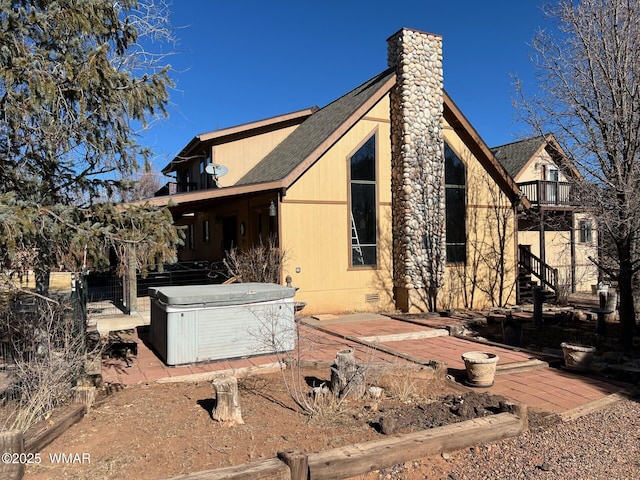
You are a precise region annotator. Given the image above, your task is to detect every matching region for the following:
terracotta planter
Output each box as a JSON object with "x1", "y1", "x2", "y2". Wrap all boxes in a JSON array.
[
  {"x1": 461, "y1": 351, "x2": 499, "y2": 387},
  {"x1": 561, "y1": 343, "x2": 596, "y2": 371}
]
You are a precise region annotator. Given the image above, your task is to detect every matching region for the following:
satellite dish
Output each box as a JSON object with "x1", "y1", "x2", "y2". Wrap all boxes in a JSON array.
[{"x1": 205, "y1": 163, "x2": 229, "y2": 177}]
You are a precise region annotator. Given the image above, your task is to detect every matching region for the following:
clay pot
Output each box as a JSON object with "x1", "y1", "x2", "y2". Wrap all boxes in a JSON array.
[
  {"x1": 461, "y1": 351, "x2": 499, "y2": 387},
  {"x1": 561, "y1": 342, "x2": 596, "y2": 371}
]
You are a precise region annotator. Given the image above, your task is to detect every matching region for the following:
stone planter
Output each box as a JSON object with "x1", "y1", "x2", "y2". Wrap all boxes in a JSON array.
[
  {"x1": 461, "y1": 351, "x2": 499, "y2": 387},
  {"x1": 561, "y1": 343, "x2": 596, "y2": 371}
]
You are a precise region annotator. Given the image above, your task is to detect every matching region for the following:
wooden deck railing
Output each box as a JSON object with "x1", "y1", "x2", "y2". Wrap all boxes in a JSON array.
[
  {"x1": 518, "y1": 245, "x2": 558, "y2": 292},
  {"x1": 518, "y1": 180, "x2": 574, "y2": 206}
]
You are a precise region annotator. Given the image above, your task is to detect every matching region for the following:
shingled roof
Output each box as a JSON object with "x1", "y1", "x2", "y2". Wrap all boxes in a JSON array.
[
  {"x1": 144, "y1": 65, "x2": 525, "y2": 209},
  {"x1": 491, "y1": 135, "x2": 548, "y2": 178},
  {"x1": 236, "y1": 68, "x2": 396, "y2": 186}
]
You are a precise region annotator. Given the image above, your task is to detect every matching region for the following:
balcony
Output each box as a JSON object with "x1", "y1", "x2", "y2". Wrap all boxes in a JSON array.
[
  {"x1": 155, "y1": 181, "x2": 198, "y2": 196},
  {"x1": 517, "y1": 180, "x2": 576, "y2": 207}
]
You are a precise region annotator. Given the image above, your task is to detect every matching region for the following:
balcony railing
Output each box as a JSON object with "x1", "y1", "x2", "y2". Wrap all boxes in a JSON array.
[
  {"x1": 518, "y1": 180, "x2": 575, "y2": 206},
  {"x1": 156, "y1": 181, "x2": 198, "y2": 196}
]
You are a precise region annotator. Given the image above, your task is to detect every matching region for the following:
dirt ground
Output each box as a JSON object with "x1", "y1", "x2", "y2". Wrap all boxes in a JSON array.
[
  {"x1": 18, "y1": 365, "x2": 515, "y2": 480},
  {"x1": 17, "y1": 303, "x2": 637, "y2": 480}
]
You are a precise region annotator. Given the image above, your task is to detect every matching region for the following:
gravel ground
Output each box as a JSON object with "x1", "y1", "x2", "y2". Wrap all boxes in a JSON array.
[{"x1": 443, "y1": 398, "x2": 640, "y2": 480}]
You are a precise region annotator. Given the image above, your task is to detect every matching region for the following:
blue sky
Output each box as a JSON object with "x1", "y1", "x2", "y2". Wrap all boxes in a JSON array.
[{"x1": 142, "y1": 0, "x2": 548, "y2": 173}]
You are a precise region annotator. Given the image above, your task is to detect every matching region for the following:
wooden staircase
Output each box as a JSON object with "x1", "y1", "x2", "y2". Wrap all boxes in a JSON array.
[{"x1": 517, "y1": 245, "x2": 558, "y2": 304}]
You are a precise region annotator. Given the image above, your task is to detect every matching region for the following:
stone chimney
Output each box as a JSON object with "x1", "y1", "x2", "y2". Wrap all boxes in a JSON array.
[{"x1": 387, "y1": 28, "x2": 445, "y2": 312}]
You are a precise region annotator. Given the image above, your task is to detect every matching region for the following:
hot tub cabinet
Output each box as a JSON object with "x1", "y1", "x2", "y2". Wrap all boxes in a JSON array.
[{"x1": 149, "y1": 283, "x2": 296, "y2": 366}]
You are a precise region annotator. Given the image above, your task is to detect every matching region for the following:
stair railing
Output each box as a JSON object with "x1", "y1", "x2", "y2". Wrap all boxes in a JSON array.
[{"x1": 518, "y1": 245, "x2": 558, "y2": 292}]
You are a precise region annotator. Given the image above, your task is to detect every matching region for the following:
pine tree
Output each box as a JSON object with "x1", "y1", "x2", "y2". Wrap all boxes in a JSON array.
[{"x1": 0, "y1": 0, "x2": 181, "y2": 291}]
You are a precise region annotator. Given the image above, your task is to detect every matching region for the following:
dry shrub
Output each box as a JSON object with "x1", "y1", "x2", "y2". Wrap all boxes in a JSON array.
[
  {"x1": 369, "y1": 364, "x2": 441, "y2": 403},
  {"x1": 0, "y1": 293, "x2": 96, "y2": 431},
  {"x1": 223, "y1": 237, "x2": 286, "y2": 284}
]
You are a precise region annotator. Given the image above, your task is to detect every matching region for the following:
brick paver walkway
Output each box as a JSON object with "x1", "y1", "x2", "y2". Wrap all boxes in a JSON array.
[{"x1": 100, "y1": 312, "x2": 632, "y2": 416}]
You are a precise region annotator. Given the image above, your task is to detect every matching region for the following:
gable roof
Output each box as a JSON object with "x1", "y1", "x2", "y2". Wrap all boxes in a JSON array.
[
  {"x1": 491, "y1": 134, "x2": 581, "y2": 182},
  {"x1": 490, "y1": 135, "x2": 548, "y2": 178},
  {"x1": 145, "y1": 68, "x2": 525, "y2": 209},
  {"x1": 236, "y1": 68, "x2": 396, "y2": 187},
  {"x1": 161, "y1": 107, "x2": 318, "y2": 175},
  {"x1": 443, "y1": 94, "x2": 525, "y2": 205}
]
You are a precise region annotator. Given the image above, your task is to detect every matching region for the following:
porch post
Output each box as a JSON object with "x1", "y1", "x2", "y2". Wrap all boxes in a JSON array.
[
  {"x1": 570, "y1": 211, "x2": 576, "y2": 293},
  {"x1": 539, "y1": 209, "x2": 546, "y2": 279},
  {"x1": 126, "y1": 244, "x2": 138, "y2": 315}
]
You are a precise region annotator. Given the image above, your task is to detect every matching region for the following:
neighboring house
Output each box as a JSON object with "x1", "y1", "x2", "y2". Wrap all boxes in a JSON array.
[
  {"x1": 492, "y1": 135, "x2": 599, "y2": 300},
  {"x1": 146, "y1": 28, "x2": 525, "y2": 314}
]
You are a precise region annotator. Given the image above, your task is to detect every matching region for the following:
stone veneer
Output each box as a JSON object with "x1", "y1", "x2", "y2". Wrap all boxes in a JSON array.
[{"x1": 387, "y1": 28, "x2": 445, "y2": 311}]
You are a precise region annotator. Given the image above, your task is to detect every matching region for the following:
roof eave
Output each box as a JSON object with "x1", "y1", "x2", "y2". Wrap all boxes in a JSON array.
[
  {"x1": 160, "y1": 107, "x2": 318, "y2": 174},
  {"x1": 139, "y1": 180, "x2": 287, "y2": 208},
  {"x1": 443, "y1": 92, "x2": 524, "y2": 206},
  {"x1": 279, "y1": 73, "x2": 398, "y2": 190}
]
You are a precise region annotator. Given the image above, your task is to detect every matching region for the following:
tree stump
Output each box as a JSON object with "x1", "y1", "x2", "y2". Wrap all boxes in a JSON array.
[
  {"x1": 71, "y1": 386, "x2": 96, "y2": 410},
  {"x1": 212, "y1": 376, "x2": 244, "y2": 424},
  {"x1": 330, "y1": 349, "x2": 366, "y2": 399},
  {"x1": 0, "y1": 430, "x2": 25, "y2": 480}
]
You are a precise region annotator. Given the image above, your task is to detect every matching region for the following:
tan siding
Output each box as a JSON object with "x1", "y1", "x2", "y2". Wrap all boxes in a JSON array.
[
  {"x1": 441, "y1": 122, "x2": 518, "y2": 309},
  {"x1": 213, "y1": 125, "x2": 300, "y2": 187},
  {"x1": 281, "y1": 97, "x2": 394, "y2": 314},
  {"x1": 515, "y1": 148, "x2": 568, "y2": 183}
]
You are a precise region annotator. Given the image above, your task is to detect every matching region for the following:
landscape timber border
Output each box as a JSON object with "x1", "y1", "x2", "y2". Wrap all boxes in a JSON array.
[{"x1": 158, "y1": 403, "x2": 527, "y2": 480}]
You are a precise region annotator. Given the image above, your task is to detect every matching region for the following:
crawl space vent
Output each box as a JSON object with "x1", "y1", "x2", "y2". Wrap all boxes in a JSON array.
[{"x1": 365, "y1": 293, "x2": 380, "y2": 303}]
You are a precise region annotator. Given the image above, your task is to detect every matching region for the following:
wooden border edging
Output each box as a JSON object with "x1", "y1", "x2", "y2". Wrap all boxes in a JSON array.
[
  {"x1": 24, "y1": 404, "x2": 86, "y2": 454},
  {"x1": 450, "y1": 333, "x2": 562, "y2": 361},
  {"x1": 559, "y1": 386, "x2": 640, "y2": 422},
  {"x1": 298, "y1": 319, "x2": 441, "y2": 368},
  {"x1": 155, "y1": 362, "x2": 284, "y2": 384},
  {"x1": 159, "y1": 406, "x2": 527, "y2": 480},
  {"x1": 305, "y1": 408, "x2": 526, "y2": 480},
  {"x1": 158, "y1": 458, "x2": 289, "y2": 480}
]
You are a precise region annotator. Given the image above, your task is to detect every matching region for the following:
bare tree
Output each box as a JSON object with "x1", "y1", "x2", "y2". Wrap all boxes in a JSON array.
[{"x1": 516, "y1": 0, "x2": 640, "y2": 350}]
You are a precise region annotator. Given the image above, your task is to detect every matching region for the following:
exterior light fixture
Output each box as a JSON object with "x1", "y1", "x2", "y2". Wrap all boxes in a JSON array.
[{"x1": 269, "y1": 200, "x2": 277, "y2": 217}]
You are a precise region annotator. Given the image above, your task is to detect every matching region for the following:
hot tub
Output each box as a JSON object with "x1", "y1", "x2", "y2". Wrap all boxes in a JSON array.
[{"x1": 149, "y1": 283, "x2": 296, "y2": 366}]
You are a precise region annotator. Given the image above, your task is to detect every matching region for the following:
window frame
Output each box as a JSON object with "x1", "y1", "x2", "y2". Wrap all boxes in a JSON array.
[
  {"x1": 188, "y1": 223, "x2": 195, "y2": 250},
  {"x1": 348, "y1": 132, "x2": 378, "y2": 268},
  {"x1": 203, "y1": 219, "x2": 210, "y2": 243},
  {"x1": 579, "y1": 219, "x2": 593, "y2": 244},
  {"x1": 444, "y1": 142, "x2": 467, "y2": 265}
]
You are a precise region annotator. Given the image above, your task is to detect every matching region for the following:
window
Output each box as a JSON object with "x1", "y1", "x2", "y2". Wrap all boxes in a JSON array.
[
  {"x1": 203, "y1": 219, "x2": 210, "y2": 243},
  {"x1": 349, "y1": 135, "x2": 377, "y2": 266},
  {"x1": 188, "y1": 223, "x2": 195, "y2": 250},
  {"x1": 579, "y1": 220, "x2": 592, "y2": 243},
  {"x1": 199, "y1": 160, "x2": 205, "y2": 189},
  {"x1": 445, "y1": 143, "x2": 466, "y2": 263}
]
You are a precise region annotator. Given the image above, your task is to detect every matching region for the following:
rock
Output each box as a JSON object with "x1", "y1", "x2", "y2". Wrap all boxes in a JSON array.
[{"x1": 538, "y1": 461, "x2": 551, "y2": 471}]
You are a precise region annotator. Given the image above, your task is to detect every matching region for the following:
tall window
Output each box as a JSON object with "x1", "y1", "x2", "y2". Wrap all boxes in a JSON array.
[
  {"x1": 203, "y1": 219, "x2": 210, "y2": 243},
  {"x1": 445, "y1": 143, "x2": 466, "y2": 263},
  {"x1": 350, "y1": 135, "x2": 377, "y2": 266},
  {"x1": 579, "y1": 220, "x2": 592, "y2": 243},
  {"x1": 199, "y1": 159, "x2": 206, "y2": 189},
  {"x1": 188, "y1": 223, "x2": 195, "y2": 250}
]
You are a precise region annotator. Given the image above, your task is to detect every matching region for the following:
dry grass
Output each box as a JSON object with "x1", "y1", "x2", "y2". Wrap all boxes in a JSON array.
[{"x1": 0, "y1": 293, "x2": 98, "y2": 431}]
